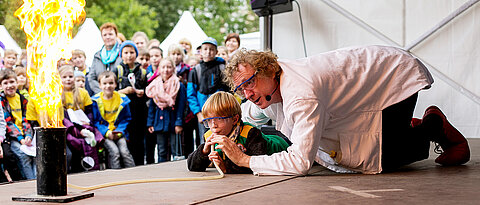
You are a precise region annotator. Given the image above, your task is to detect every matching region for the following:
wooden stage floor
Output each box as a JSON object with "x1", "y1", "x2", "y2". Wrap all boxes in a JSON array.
[{"x1": 1, "y1": 138, "x2": 479, "y2": 204}]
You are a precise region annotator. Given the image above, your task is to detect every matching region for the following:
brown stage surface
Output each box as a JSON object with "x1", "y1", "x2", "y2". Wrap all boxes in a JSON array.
[{"x1": 1, "y1": 139, "x2": 479, "y2": 204}]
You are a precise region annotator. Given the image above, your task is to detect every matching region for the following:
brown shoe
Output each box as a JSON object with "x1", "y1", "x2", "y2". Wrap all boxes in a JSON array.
[{"x1": 422, "y1": 106, "x2": 470, "y2": 166}]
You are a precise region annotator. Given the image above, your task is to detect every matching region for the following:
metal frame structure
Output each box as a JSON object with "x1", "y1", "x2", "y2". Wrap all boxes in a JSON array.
[{"x1": 317, "y1": 0, "x2": 480, "y2": 105}]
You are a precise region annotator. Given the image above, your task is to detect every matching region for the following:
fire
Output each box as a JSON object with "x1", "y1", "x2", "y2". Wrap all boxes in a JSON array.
[{"x1": 14, "y1": 0, "x2": 86, "y2": 127}]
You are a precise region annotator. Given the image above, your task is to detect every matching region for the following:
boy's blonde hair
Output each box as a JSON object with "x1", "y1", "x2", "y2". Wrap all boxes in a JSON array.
[
  {"x1": 3, "y1": 49, "x2": 18, "y2": 58},
  {"x1": 72, "y1": 49, "x2": 86, "y2": 57},
  {"x1": 168, "y1": 44, "x2": 185, "y2": 58},
  {"x1": 217, "y1": 46, "x2": 228, "y2": 53},
  {"x1": 202, "y1": 91, "x2": 241, "y2": 119}
]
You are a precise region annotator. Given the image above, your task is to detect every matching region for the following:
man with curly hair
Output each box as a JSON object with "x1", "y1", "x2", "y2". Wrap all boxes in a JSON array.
[{"x1": 216, "y1": 46, "x2": 470, "y2": 176}]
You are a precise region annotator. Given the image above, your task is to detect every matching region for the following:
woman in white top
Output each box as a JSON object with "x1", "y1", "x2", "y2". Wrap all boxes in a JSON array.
[{"x1": 210, "y1": 46, "x2": 470, "y2": 175}]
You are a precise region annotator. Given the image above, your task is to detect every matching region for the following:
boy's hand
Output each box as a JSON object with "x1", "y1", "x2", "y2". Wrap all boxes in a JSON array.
[
  {"x1": 112, "y1": 131, "x2": 123, "y2": 140},
  {"x1": 0, "y1": 144, "x2": 3, "y2": 159},
  {"x1": 210, "y1": 135, "x2": 251, "y2": 168},
  {"x1": 174, "y1": 126, "x2": 183, "y2": 134},
  {"x1": 135, "y1": 89, "x2": 144, "y2": 97},
  {"x1": 106, "y1": 132, "x2": 114, "y2": 140},
  {"x1": 119, "y1": 86, "x2": 135, "y2": 95},
  {"x1": 24, "y1": 137, "x2": 33, "y2": 146},
  {"x1": 202, "y1": 137, "x2": 214, "y2": 155},
  {"x1": 148, "y1": 127, "x2": 154, "y2": 134},
  {"x1": 208, "y1": 151, "x2": 226, "y2": 173}
]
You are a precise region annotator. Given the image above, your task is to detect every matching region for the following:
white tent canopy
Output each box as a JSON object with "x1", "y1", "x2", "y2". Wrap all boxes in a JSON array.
[
  {"x1": 239, "y1": 32, "x2": 260, "y2": 50},
  {"x1": 160, "y1": 11, "x2": 208, "y2": 53},
  {"x1": 271, "y1": 0, "x2": 480, "y2": 138},
  {"x1": 71, "y1": 18, "x2": 103, "y2": 67},
  {"x1": 0, "y1": 25, "x2": 22, "y2": 57}
]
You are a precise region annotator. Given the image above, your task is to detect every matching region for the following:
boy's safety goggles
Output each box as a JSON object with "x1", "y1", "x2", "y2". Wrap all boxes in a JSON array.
[{"x1": 202, "y1": 116, "x2": 233, "y2": 128}]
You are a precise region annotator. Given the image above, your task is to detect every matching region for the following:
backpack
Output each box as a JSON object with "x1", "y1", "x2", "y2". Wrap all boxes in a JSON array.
[
  {"x1": 194, "y1": 63, "x2": 225, "y2": 84},
  {"x1": 116, "y1": 65, "x2": 146, "y2": 87}
]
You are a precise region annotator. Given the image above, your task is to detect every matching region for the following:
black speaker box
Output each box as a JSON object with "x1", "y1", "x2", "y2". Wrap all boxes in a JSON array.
[{"x1": 250, "y1": 0, "x2": 293, "y2": 17}]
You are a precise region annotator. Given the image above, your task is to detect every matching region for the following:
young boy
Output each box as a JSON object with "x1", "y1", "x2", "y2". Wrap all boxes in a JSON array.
[
  {"x1": 147, "y1": 46, "x2": 163, "y2": 80},
  {"x1": 91, "y1": 71, "x2": 135, "y2": 169},
  {"x1": 0, "y1": 69, "x2": 35, "y2": 179},
  {"x1": 187, "y1": 37, "x2": 230, "y2": 144},
  {"x1": 74, "y1": 70, "x2": 86, "y2": 89},
  {"x1": 71, "y1": 49, "x2": 95, "y2": 95},
  {"x1": 3, "y1": 49, "x2": 18, "y2": 70},
  {"x1": 0, "y1": 104, "x2": 23, "y2": 182},
  {"x1": 72, "y1": 49, "x2": 88, "y2": 74},
  {"x1": 136, "y1": 49, "x2": 150, "y2": 70},
  {"x1": 187, "y1": 91, "x2": 289, "y2": 174},
  {"x1": 113, "y1": 40, "x2": 147, "y2": 166}
]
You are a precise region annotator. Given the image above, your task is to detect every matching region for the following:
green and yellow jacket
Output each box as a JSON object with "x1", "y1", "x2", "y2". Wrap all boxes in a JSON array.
[{"x1": 187, "y1": 121, "x2": 289, "y2": 174}]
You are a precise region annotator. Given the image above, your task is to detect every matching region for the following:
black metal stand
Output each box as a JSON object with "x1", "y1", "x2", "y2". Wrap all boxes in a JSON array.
[{"x1": 12, "y1": 127, "x2": 94, "y2": 203}]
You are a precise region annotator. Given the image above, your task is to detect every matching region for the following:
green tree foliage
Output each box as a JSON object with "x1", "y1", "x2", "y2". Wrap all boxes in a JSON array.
[
  {"x1": 185, "y1": 0, "x2": 259, "y2": 44},
  {"x1": 136, "y1": 0, "x2": 184, "y2": 41},
  {"x1": 86, "y1": 0, "x2": 158, "y2": 40},
  {"x1": 0, "y1": 0, "x2": 26, "y2": 48},
  {"x1": 122, "y1": 0, "x2": 259, "y2": 44},
  {"x1": 1, "y1": 0, "x2": 259, "y2": 49}
]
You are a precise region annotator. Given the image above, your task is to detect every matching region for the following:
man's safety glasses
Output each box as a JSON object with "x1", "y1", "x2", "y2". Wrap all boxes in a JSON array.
[{"x1": 233, "y1": 72, "x2": 257, "y2": 97}]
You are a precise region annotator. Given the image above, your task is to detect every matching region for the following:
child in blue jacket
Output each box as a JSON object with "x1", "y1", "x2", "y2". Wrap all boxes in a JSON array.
[
  {"x1": 187, "y1": 37, "x2": 229, "y2": 144},
  {"x1": 91, "y1": 71, "x2": 135, "y2": 169}
]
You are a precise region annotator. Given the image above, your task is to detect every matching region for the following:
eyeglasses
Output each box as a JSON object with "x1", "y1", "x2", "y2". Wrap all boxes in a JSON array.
[
  {"x1": 202, "y1": 116, "x2": 233, "y2": 128},
  {"x1": 233, "y1": 72, "x2": 257, "y2": 97}
]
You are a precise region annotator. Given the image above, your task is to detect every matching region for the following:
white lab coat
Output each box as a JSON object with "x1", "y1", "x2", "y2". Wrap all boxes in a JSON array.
[{"x1": 246, "y1": 46, "x2": 434, "y2": 175}]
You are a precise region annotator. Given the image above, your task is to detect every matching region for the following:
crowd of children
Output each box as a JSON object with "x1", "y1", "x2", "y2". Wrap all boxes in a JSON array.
[{"x1": 0, "y1": 23, "x2": 288, "y2": 182}]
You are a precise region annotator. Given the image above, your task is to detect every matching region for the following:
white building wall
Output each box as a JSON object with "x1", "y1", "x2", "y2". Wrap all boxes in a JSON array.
[{"x1": 267, "y1": 0, "x2": 480, "y2": 137}]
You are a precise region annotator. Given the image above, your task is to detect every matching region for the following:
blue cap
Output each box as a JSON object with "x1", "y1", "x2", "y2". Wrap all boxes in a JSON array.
[
  {"x1": 74, "y1": 70, "x2": 85, "y2": 78},
  {"x1": 119, "y1": 40, "x2": 138, "y2": 57},
  {"x1": 202, "y1": 37, "x2": 217, "y2": 47}
]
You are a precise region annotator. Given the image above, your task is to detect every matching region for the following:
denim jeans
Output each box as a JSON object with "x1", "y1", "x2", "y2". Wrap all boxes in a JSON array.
[
  {"x1": 66, "y1": 145, "x2": 72, "y2": 173},
  {"x1": 104, "y1": 137, "x2": 135, "y2": 169},
  {"x1": 197, "y1": 122, "x2": 207, "y2": 145},
  {"x1": 156, "y1": 132, "x2": 183, "y2": 163},
  {"x1": 9, "y1": 140, "x2": 36, "y2": 179}
]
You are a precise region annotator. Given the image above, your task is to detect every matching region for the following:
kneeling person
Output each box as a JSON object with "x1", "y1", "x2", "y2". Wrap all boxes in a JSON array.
[{"x1": 187, "y1": 91, "x2": 289, "y2": 173}]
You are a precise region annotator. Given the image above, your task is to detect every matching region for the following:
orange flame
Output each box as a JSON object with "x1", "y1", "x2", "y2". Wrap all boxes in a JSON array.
[{"x1": 14, "y1": 0, "x2": 85, "y2": 128}]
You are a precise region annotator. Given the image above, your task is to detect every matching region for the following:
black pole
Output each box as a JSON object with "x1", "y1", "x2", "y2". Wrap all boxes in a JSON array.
[{"x1": 35, "y1": 127, "x2": 67, "y2": 196}]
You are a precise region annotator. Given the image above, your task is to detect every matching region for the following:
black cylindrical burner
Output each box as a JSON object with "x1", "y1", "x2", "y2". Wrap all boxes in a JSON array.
[{"x1": 35, "y1": 127, "x2": 67, "y2": 196}]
